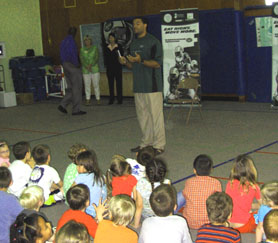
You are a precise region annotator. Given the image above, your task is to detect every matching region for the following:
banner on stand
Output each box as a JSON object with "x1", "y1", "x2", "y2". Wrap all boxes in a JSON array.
[
  {"x1": 161, "y1": 9, "x2": 201, "y2": 105},
  {"x1": 272, "y1": 4, "x2": 278, "y2": 107}
]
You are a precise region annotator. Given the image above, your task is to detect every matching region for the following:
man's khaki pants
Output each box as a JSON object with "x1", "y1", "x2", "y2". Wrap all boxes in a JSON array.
[{"x1": 134, "y1": 92, "x2": 166, "y2": 150}]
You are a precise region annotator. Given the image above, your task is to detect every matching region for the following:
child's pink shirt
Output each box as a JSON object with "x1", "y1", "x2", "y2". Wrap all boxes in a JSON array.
[{"x1": 225, "y1": 179, "x2": 261, "y2": 224}]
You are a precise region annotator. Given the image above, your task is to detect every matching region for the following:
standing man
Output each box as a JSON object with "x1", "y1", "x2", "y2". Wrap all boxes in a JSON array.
[
  {"x1": 120, "y1": 17, "x2": 166, "y2": 155},
  {"x1": 58, "y1": 27, "x2": 86, "y2": 116}
]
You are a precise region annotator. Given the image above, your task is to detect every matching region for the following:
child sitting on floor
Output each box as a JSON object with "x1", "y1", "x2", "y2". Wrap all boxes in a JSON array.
[
  {"x1": 63, "y1": 143, "x2": 89, "y2": 198},
  {"x1": 180, "y1": 154, "x2": 222, "y2": 229},
  {"x1": 262, "y1": 209, "x2": 278, "y2": 243},
  {"x1": 10, "y1": 212, "x2": 53, "y2": 243},
  {"x1": 256, "y1": 181, "x2": 278, "y2": 242},
  {"x1": 139, "y1": 184, "x2": 192, "y2": 243},
  {"x1": 0, "y1": 140, "x2": 10, "y2": 167},
  {"x1": 132, "y1": 158, "x2": 170, "y2": 228},
  {"x1": 56, "y1": 184, "x2": 98, "y2": 240},
  {"x1": 0, "y1": 167, "x2": 23, "y2": 243},
  {"x1": 225, "y1": 154, "x2": 262, "y2": 233},
  {"x1": 9, "y1": 141, "x2": 35, "y2": 197},
  {"x1": 19, "y1": 185, "x2": 48, "y2": 218},
  {"x1": 94, "y1": 194, "x2": 138, "y2": 243},
  {"x1": 196, "y1": 192, "x2": 241, "y2": 243},
  {"x1": 106, "y1": 155, "x2": 137, "y2": 198},
  {"x1": 28, "y1": 144, "x2": 64, "y2": 206},
  {"x1": 73, "y1": 150, "x2": 107, "y2": 217}
]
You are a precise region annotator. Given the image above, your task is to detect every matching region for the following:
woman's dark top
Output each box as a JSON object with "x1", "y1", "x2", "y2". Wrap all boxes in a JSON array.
[{"x1": 103, "y1": 44, "x2": 123, "y2": 72}]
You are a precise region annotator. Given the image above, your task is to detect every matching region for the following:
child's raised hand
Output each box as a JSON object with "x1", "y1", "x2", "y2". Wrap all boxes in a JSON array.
[{"x1": 93, "y1": 198, "x2": 108, "y2": 223}]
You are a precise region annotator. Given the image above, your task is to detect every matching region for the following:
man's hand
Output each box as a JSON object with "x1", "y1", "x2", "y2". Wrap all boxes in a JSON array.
[
  {"x1": 127, "y1": 52, "x2": 141, "y2": 63},
  {"x1": 118, "y1": 56, "x2": 128, "y2": 65}
]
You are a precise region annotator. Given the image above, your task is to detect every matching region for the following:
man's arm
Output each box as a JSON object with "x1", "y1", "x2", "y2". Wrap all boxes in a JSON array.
[
  {"x1": 127, "y1": 52, "x2": 160, "y2": 68},
  {"x1": 119, "y1": 56, "x2": 132, "y2": 69}
]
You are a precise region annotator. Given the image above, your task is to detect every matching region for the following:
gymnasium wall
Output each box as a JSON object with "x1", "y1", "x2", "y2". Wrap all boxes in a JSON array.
[{"x1": 0, "y1": 0, "x2": 43, "y2": 92}]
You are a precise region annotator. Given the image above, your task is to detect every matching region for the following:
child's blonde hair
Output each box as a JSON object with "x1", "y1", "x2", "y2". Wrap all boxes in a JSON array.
[
  {"x1": 261, "y1": 181, "x2": 278, "y2": 207},
  {"x1": 109, "y1": 194, "x2": 135, "y2": 226},
  {"x1": 229, "y1": 154, "x2": 258, "y2": 192},
  {"x1": 263, "y1": 209, "x2": 278, "y2": 242},
  {"x1": 19, "y1": 186, "x2": 44, "y2": 210},
  {"x1": 106, "y1": 155, "x2": 131, "y2": 194},
  {"x1": 55, "y1": 220, "x2": 90, "y2": 243}
]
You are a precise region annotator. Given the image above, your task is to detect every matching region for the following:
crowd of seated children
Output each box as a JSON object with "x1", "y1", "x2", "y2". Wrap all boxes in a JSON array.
[
  {"x1": 55, "y1": 220, "x2": 90, "y2": 243},
  {"x1": 195, "y1": 192, "x2": 241, "y2": 243},
  {"x1": 63, "y1": 143, "x2": 88, "y2": 198},
  {"x1": 262, "y1": 209, "x2": 278, "y2": 243},
  {"x1": 28, "y1": 144, "x2": 64, "y2": 206},
  {"x1": 10, "y1": 212, "x2": 53, "y2": 243},
  {"x1": 8, "y1": 141, "x2": 35, "y2": 197},
  {"x1": 106, "y1": 155, "x2": 137, "y2": 197},
  {"x1": 132, "y1": 158, "x2": 170, "y2": 228},
  {"x1": 94, "y1": 194, "x2": 138, "y2": 243},
  {"x1": 225, "y1": 154, "x2": 262, "y2": 233},
  {"x1": 256, "y1": 181, "x2": 278, "y2": 242},
  {"x1": 139, "y1": 184, "x2": 192, "y2": 243},
  {"x1": 0, "y1": 167, "x2": 23, "y2": 243},
  {"x1": 56, "y1": 184, "x2": 98, "y2": 239},
  {"x1": 4, "y1": 138, "x2": 278, "y2": 243},
  {"x1": 179, "y1": 154, "x2": 222, "y2": 229},
  {"x1": 73, "y1": 150, "x2": 107, "y2": 217},
  {"x1": 0, "y1": 140, "x2": 10, "y2": 167}
]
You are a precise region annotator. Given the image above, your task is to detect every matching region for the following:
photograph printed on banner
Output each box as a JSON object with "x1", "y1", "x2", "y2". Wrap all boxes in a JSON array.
[{"x1": 161, "y1": 9, "x2": 201, "y2": 105}]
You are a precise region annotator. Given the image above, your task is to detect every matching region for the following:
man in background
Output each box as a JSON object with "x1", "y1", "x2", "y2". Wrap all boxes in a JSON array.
[{"x1": 58, "y1": 27, "x2": 86, "y2": 116}]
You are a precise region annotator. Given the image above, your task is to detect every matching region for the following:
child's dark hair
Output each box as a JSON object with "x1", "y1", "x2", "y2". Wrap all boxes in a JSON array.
[
  {"x1": 193, "y1": 154, "x2": 213, "y2": 176},
  {"x1": 137, "y1": 146, "x2": 155, "y2": 166},
  {"x1": 0, "y1": 167, "x2": 12, "y2": 188},
  {"x1": 264, "y1": 209, "x2": 278, "y2": 242},
  {"x1": 146, "y1": 158, "x2": 167, "y2": 191},
  {"x1": 10, "y1": 213, "x2": 43, "y2": 243},
  {"x1": 32, "y1": 144, "x2": 50, "y2": 165},
  {"x1": 206, "y1": 192, "x2": 233, "y2": 224},
  {"x1": 76, "y1": 150, "x2": 105, "y2": 186},
  {"x1": 67, "y1": 184, "x2": 90, "y2": 210},
  {"x1": 150, "y1": 184, "x2": 177, "y2": 217},
  {"x1": 0, "y1": 140, "x2": 8, "y2": 147},
  {"x1": 13, "y1": 141, "x2": 30, "y2": 160},
  {"x1": 106, "y1": 155, "x2": 131, "y2": 193}
]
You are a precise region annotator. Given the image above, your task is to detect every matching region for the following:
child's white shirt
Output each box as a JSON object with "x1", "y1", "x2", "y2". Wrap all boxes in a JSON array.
[
  {"x1": 126, "y1": 158, "x2": 146, "y2": 181},
  {"x1": 28, "y1": 164, "x2": 61, "y2": 201},
  {"x1": 8, "y1": 160, "x2": 32, "y2": 197}
]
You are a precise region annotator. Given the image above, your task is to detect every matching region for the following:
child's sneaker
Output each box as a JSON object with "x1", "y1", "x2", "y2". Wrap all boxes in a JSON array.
[{"x1": 43, "y1": 195, "x2": 56, "y2": 207}]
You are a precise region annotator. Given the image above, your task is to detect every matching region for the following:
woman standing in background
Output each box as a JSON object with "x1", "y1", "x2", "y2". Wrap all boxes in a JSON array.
[
  {"x1": 104, "y1": 33, "x2": 123, "y2": 105},
  {"x1": 80, "y1": 35, "x2": 101, "y2": 105}
]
